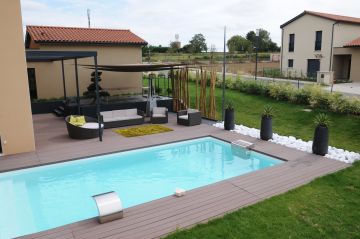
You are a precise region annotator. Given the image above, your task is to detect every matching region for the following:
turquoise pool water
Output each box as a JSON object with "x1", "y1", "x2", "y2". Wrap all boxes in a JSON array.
[{"x1": 0, "y1": 137, "x2": 282, "y2": 238}]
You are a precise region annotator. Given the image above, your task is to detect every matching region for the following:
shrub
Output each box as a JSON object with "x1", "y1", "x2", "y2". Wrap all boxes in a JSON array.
[
  {"x1": 314, "y1": 113, "x2": 331, "y2": 128},
  {"x1": 263, "y1": 105, "x2": 275, "y2": 118},
  {"x1": 268, "y1": 83, "x2": 295, "y2": 101}
]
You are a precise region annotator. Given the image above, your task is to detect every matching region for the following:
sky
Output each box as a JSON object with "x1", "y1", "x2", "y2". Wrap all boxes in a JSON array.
[{"x1": 20, "y1": 0, "x2": 360, "y2": 50}]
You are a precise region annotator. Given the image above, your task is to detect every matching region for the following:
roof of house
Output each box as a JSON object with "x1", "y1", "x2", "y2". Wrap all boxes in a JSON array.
[
  {"x1": 280, "y1": 10, "x2": 360, "y2": 28},
  {"x1": 26, "y1": 25, "x2": 147, "y2": 46},
  {"x1": 344, "y1": 37, "x2": 360, "y2": 47}
]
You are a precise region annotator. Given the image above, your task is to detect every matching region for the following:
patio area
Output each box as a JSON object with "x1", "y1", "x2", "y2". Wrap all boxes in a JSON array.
[{"x1": 0, "y1": 113, "x2": 348, "y2": 239}]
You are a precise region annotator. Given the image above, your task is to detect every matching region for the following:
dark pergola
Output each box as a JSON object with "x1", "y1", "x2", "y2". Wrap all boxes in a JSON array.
[{"x1": 26, "y1": 50, "x2": 103, "y2": 141}]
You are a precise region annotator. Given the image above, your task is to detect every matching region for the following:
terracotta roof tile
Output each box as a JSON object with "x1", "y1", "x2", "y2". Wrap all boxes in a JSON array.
[
  {"x1": 344, "y1": 37, "x2": 360, "y2": 47},
  {"x1": 26, "y1": 26, "x2": 147, "y2": 46},
  {"x1": 306, "y1": 10, "x2": 360, "y2": 24},
  {"x1": 281, "y1": 10, "x2": 360, "y2": 28}
]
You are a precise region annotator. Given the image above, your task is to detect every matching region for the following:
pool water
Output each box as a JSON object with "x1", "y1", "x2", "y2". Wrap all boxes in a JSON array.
[{"x1": 0, "y1": 137, "x2": 282, "y2": 238}]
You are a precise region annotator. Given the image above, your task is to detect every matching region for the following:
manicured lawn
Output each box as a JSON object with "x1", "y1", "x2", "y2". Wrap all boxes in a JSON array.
[
  {"x1": 165, "y1": 162, "x2": 360, "y2": 239},
  {"x1": 202, "y1": 86, "x2": 360, "y2": 152},
  {"x1": 149, "y1": 79, "x2": 359, "y2": 152}
]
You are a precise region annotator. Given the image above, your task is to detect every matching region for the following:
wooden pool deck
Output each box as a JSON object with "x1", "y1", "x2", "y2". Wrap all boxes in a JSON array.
[{"x1": 0, "y1": 114, "x2": 348, "y2": 239}]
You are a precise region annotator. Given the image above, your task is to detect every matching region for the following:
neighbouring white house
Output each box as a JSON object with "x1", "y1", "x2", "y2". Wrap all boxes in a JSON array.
[{"x1": 280, "y1": 10, "x2": 360, "y2": 83}]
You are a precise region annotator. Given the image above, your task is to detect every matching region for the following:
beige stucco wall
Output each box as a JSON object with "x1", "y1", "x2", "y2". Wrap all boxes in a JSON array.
[
  {"x1": 27, "y1": 44, "x2": 143, "y2": 99},
  {"x1": 281, "y1": 14, "x2": 334, "y2": 76},
  {"x1": 333, "y1": 47, "x2": 360, "y2": 82},
  {"x1": 333, "y1": 23, "x2": 360, "y2": 47},
  {"x1": 0, "y1": 0, "x2": 35, "y2": 155}
]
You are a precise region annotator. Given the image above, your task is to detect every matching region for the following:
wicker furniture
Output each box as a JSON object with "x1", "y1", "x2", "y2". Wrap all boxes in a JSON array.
[
  {"x1": 151, "y1": 107, "x2": 168, "y2": 124},
  {"x1": 177, "y1": 109, "x2": 202, "y2": 126},
  {"x1": 100, "y1": 109, "x2": 145, "y2": 129},
  {"x1": 65, "y1": 116, "x2": 103, "y2": 139}
]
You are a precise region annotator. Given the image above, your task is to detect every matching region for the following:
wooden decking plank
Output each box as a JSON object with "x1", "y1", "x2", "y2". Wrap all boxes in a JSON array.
[
  {"x1": 240, "y1": 159, "x2": 343, "y2": 194},
  {"x1": 99, "y1": 190, "x2": 256, "y2": 239},
  {"x1": 73, "y1": 183, "x2": 246, "y2": 239},
  {"x1": 229, "y1": 158, "x2": 339, "y2": 188}
]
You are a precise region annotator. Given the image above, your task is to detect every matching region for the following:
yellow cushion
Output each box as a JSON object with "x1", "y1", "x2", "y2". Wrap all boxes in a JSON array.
[{"x1": 69, "y1": 115, "x2": 86, "y2": 126}]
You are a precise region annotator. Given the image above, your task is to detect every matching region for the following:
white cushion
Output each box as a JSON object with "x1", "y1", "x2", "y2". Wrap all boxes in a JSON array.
[
  {"x1": 126, "y1": 109, "x2": 138, "y2": 116},
  {"x1": 153, "y1": 113, "x2": 166, "y2": 118},
  {"x1": 100, "y1": 111, "x2": 113, "y2": 118},
  {"x1": 153, "y1": 107, "x2": 166, "y2": 115},
  {"x1": 187, "y1": 108, "x2": 198, "y2": 113},
  {"x1": 113, "y1": 110, "x2": 127, "y2": 117},
  {"x1": 81, "y1": 123, "x2": 104, "y2": 129},
  {"x1": 178, "y1": 115, "x2": 188, "y2": 120}
]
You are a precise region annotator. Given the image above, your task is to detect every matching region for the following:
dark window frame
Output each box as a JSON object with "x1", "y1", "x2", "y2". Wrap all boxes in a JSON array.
[
  {"x1": 289, "y1": 34, "x2": 295, "y2": 52},
  {"x1": 27, "y1": 68, "x2": 38, "y2": 100},
  {"x1": 315, "y1": 31, "x2": 322, "y2": 51},
  {"x1": 288, "y1": 59, "x2": 294, "y2": 68}
]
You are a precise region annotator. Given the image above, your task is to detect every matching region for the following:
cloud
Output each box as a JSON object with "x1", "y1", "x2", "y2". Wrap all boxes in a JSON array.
[
  {"x1": 21, "y1": 0, "x2": 47, "y2": 11},
  {"x1": 20, "y1": 0, "x2": 360, "y2": 49}
]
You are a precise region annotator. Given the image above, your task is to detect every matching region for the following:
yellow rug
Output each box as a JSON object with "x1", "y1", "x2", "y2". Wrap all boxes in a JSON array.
[{"x1": 114, "y1": 125, "x2": 173, "y2": 137}]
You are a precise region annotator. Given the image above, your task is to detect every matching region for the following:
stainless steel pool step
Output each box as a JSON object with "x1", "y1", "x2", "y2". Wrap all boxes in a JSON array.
[
  {"x1": 93, "y1": 191, "x2": 123, "y2": 224},
  {"x1": 231, "y1": 139, "x2": 254, "y2": 149}
]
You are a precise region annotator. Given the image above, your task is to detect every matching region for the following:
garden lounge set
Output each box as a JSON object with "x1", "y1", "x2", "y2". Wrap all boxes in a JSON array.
[{"x1": 65, "y1": 107, "x2": 201, "y2": 139}]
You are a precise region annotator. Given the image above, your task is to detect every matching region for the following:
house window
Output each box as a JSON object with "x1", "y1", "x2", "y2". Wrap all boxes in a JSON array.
[
  {"x1": 315, "y1": 31, "x2": 322, "y2": 51},
  {"x1": 288, "y1": 59, "x2": 294, "y2": 68},
  {"x1": 289, "y1": 34, "x2": 295, "y2": 52}
]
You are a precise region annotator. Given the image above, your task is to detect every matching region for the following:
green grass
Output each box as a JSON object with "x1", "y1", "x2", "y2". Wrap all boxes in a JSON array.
[
  {"x1": 149, "y1": 78, "x2": 359, "y2": 152},
  {"x1": 165, "y1": 161, "x2": 360, "y2": 239}
]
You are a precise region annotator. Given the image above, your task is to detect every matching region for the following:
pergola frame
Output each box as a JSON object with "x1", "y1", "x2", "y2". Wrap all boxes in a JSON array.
[{"x1": 26, "y1": 50, "x2": 103, "y2": 141}]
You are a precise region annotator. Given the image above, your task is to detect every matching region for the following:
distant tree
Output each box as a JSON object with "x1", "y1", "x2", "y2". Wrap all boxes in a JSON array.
[
  {"x1": 188, "y1": 33, "x2": 208, "y2": 53},
  {"x1": 246, "y1": 29, "x2": 279, "y2": 52},
  {"x1": 168, "y1": 41, "x2": 181, "y2": 53},
  {"x1": 227, "y1": 35, "x2": 252, "y2": 53},
  {"x1": 180, "y1": 44, "x2": 193, "y2": 53},
  {"x1": 142, "y1": 45, "x2": 169, "y2": 55}
]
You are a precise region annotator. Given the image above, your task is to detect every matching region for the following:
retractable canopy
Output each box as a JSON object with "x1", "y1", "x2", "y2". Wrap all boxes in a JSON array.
[
  {"x1": 26, "y1": 50, "x2": 97, "y2": 62},
  {"x1": 81, "y1": 63, "x2": 192, "y2": 72}
]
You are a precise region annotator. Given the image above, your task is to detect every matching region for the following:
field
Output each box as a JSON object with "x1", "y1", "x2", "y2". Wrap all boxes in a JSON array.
[{"x1": 212, "y1": 61, "x2": 279, "y2": 75}]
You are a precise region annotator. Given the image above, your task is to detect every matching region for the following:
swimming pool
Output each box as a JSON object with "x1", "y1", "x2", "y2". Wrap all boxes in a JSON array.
[{"x1": 0, "y1": 137, "x2": 282, "y2": 238}]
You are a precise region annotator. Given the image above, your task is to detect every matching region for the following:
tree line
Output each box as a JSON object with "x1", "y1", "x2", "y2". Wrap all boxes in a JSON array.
[{"x1": 142, "y1": 29, "x2": 279, "y2": 55}]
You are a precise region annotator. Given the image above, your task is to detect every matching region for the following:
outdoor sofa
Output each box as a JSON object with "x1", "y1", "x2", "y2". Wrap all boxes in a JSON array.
[
  {"x1": 100, "y1": 108, "x2": 145, "y2": 129},
  {"x1": 177, "y1": 109, "x2": 202, "y2": 126},
  {"x1": 151, "y1": 107, "x2": 168, "y2": 124},
  {"x1": 65, "y1": 116, "x2": 103, "y2": 139}
]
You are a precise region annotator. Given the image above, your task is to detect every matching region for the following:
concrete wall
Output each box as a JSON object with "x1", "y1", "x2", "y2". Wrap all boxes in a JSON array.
[
  {"x1": 281, "y1": 14, "x2": 334, "y2": 76},
  {"x1": 27, "y1": 44, "x2": 143, "y2": 99},
  {"x1": 333, "y1": 47, "x2": 360, "y2": 82},
  {"x1": 0, "y1": 0, "x2": 35, "y2": 155}
]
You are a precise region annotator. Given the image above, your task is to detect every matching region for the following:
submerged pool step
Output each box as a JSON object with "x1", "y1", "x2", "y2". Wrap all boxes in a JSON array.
[{"x1": 231, "y1": 139, "x2": 254, "y2": 149}]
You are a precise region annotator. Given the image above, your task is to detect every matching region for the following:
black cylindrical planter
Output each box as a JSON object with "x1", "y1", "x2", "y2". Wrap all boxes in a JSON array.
[
  {"x1": 312, "y1": 126, "x2": 329, "y2": 156},
  {"x1": 224, "y1": 109, "x2": 235, "y2": 130},
  {"x1": 260, "y1": 116, "x2": 273, "y2": 140}
]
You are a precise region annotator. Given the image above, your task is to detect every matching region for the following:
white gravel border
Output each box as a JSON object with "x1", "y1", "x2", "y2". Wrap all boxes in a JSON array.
[{"x1": 213, "y1": 122, "x2": 360, "y2": 164}]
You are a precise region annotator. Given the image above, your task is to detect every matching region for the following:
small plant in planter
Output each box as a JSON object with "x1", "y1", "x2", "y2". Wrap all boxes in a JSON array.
[
  {"x1": 312, "y1": 113, "x2": 330, "y2": 156},
  {"x1": 260, "y1": 105, "x2": 275, "y2": 140},
  {"x1": 224, "y1": 100, "x2": 235, "y2": 130}
]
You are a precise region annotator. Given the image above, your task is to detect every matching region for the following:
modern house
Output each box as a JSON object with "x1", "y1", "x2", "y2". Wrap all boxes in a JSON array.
[
  {"x1": 26, "y1": 26, "x2": 147, "y2": 99},
  {"x1": 0, "y1": 0, "x2": 35, "y2": 155},
  {"x1": 280, "y1": 10, "x2": 360, "y2": 82}
]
